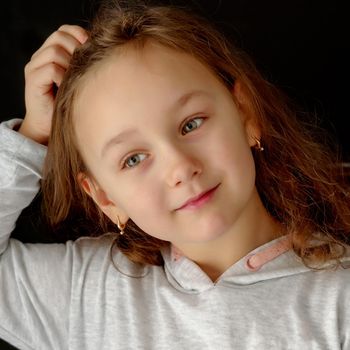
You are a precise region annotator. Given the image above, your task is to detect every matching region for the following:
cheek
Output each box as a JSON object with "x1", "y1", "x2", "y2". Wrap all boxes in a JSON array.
[
  {"x1": 110, "y1": 177, "x2": 164, "y2": 220},
  {"x1": 215, "y1": 127, "x2": 256, "y2": 186},
  {"x1": 113, "y1": 178, "x2": 174, "y2": 240},
  {"x1": 215, "y1": 119, "x2": 251, "y2": 161}
]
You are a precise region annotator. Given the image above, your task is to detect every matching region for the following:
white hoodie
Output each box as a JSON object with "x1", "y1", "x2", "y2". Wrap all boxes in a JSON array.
[{"x1": 1, "y1": 119, "x2": 350, "y2": 350}]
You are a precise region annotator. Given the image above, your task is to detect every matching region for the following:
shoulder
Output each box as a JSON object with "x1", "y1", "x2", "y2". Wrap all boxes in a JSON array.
[
  {"x1": 74, "y1": 231, "x2": 116, "y2": 246},
  {"x1": 312, "y1": 246, "x2": 350, "y2": 296},
  {"x1": 72, "y1": 232, "x2": 150, "y2": 277},
  {"x1": 72, "y1": 232, "x2": 116, "y2": 260}
]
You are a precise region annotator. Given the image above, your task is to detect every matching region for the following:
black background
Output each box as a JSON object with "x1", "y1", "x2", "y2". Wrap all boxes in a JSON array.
[{"x1": 0, "y1": 0, "x2": 348, "y2": 349}]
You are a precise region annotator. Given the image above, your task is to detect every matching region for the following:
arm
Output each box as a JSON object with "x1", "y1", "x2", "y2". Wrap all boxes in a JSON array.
[
  {"x1": 0, "y1": 125, "x2": 72, "y2": 348},
  {"x1": 0, "y1": 26, "x2": 88, "y2": 349},
  {"x1": 0, "y1": 119, "x2": 46, "y2": 253},
  {"x1": 1, "y1": 22, "x2": 88, "y2": 254},
  {"x1": 0, "y1": 119, "x2": 59, "y2": 349}
]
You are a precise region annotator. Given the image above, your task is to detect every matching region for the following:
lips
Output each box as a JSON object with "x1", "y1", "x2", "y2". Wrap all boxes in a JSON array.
[{"x1": 176, "y1": 184, "x2": 220, "y2": 210}]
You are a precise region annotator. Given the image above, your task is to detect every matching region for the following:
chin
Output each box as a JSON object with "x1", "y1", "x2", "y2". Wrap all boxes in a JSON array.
[{"x1": 186, "y1": 215, "x2": 231, "y2": 242}]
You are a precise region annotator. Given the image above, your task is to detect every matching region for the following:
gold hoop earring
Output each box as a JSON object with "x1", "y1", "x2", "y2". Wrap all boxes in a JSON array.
[
  {"x1": 253, "y1": 137, "x2": 264, "y2": 152},
  {"x1": 116, "y1": 215, "x2": 126, "y2": 235}
]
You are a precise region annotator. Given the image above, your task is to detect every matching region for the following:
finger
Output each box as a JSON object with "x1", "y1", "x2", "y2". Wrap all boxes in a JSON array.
[
  {"x1": 26, "y1": 45, "x2": 72, "y2": 73},
  {"x1": 26, "y1": 62, "x2": 66, "y2": 94},
  {"x1": 58, "y1": 24, "x2": 89, "y2": 44},
  {"x1": 32, "y1": 30, "x2": 84, "y2": 61},
  {"x1": 32, "y1": 24, "x2": 88, "y2": 60}
]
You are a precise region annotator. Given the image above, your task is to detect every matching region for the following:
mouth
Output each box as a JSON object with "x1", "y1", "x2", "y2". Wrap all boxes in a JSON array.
[{"x1": 176, "y1": 183, "x2": 220, "y2": 211}]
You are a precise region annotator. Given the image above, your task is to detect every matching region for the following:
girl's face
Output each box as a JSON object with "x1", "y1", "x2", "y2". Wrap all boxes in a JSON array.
[{"x1": 74, "y1": 41, "x2": 259, "y2": 248}]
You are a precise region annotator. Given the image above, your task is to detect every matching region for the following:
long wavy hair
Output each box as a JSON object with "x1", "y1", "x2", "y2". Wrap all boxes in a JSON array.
[{"x1": 42, "y1": 0, "x2": 350, "y2": 270}]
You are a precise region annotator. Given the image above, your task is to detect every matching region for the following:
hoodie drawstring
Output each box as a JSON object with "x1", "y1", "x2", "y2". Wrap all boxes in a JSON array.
[{"x1": 245, "y1": 235, "x2": 292, "y2": 272}]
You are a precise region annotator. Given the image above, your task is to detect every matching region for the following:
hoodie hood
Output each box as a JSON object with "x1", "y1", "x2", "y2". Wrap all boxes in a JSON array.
[{"x1": 160, "y1": 234, "x2": 350, "y2": 293}]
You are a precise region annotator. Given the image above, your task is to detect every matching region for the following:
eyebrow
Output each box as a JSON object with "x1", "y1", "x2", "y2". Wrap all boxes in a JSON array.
[{"x1": 100, "y1": 90, "x2": 210, "y2": 157}]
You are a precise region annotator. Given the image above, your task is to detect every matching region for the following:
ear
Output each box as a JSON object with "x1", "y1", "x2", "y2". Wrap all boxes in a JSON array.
[
  {"x1": 232, "y1": 79, "x2": 246, "y2": 107},
  {"x1": 77, "y1": 172, "x2": 129, "y2": 225},
  {"x1": 231, "y1": 79, "x2": 261, "y2": 148}
]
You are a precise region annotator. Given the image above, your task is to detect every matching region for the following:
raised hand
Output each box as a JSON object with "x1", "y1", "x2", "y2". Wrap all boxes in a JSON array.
[{"x1": 18, "y1": 25, "x2": 88, "y2": 145}]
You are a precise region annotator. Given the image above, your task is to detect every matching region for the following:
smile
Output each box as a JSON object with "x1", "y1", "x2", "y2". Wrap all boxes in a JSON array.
[{"x1": 176, "y1": 184, "x2": 220, "y2": 211}]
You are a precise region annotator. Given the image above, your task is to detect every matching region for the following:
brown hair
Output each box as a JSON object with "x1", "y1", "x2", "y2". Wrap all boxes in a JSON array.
[{"x1": 42, "y1": 0, "x2": 350, "y2": 270}]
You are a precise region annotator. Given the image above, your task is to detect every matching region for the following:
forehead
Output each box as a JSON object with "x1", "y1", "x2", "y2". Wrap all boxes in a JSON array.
[
  {"x1": 73, "y1": 41, "x2": 230, "y2": 153},
  {"x1": 75, "y1": 41, "x2": 226, "y2": 115}
]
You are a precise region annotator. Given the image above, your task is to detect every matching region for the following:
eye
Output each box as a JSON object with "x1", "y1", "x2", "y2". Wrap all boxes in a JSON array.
[
  {"x1": 181, "y1": 117, "x2": 205, "y2": 135},
  {"x1": 122, "y1": 153, "x2": 147, "y2": 169}
]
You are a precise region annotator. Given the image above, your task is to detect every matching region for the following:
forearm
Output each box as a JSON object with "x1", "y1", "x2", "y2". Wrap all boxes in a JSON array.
[{"x1": 0, "y1": 119, "x2": 47, "y2": 253}]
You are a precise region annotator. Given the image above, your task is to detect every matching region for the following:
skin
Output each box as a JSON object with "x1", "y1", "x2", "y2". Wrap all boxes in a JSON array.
[
  {"x1": 75, "y1": 41, "x2": 282, "y2": 282},
  {"x1": 19, "y1": 25, "x2": 88, "y2": 145}
]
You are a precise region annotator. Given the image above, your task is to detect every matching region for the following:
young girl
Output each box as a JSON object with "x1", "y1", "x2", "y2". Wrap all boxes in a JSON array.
[{"x1": 1, "y1": 1, "x2": 350, "y2": 349}]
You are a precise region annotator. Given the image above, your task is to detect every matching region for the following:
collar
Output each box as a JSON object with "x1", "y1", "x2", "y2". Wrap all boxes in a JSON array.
[{"x1": 160, "y1": 234, "x2": 294, "y2": 293}]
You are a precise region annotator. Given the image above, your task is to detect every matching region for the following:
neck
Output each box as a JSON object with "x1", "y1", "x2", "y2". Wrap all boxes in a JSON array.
[{"x1": 172, "y1": 189, "x2": 284, "y2": 282}]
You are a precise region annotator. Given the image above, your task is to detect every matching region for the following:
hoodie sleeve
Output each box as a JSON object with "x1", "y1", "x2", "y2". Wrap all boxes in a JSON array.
[
  {"x1": 0, "y1": 119, "x2": 46, "y2": 251},
  {"x1": 0, "y1": 119, "x2": 72, "y2": 350}
]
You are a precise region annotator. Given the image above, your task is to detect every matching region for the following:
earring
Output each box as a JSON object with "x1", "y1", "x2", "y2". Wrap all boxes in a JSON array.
[
  {"x1": 253, "y1": 137, "x2": 264, "y2": 152},
  {"x1": 116, "y1": 215, "x2": 126, "y2": 235}
]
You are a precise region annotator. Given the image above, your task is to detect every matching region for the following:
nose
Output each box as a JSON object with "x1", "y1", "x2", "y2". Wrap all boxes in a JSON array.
[{"x1": 164, "y1": 144, "x2": 203, "y2": 187}]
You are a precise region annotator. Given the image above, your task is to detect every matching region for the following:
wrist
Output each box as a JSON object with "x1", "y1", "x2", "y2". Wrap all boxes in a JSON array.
[{"x1": 18, "y1": 119, "x2": 49, "y2": 146}]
